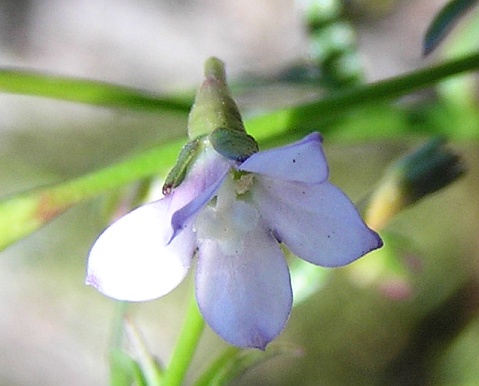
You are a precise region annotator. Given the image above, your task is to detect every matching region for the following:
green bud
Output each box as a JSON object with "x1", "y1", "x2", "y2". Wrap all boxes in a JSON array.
[
  {"x1": 188, "y1": 57, "x2": 258, "y2": 162},
  {"x1": 188, "y1": 57, "x2": 248, "y2": 138},
  {"x1": 164, "y1": 58, "x2": 259, "y2": 193},
  {"x1": 365, "y1": 137, "x2": 465, "y2": 230}
]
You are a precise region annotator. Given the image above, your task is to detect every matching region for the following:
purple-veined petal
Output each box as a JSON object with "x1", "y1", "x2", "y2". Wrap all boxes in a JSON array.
[
  {"x1": 252, "y1": 177, "x2": 382, "y2": 267},
  {"x1": 196, "y1": 217, "x2": 292, "y2": 349},
  {"x1": 169, "y1": 146, "x2": 232, "y2": 240},
  {"x1": 86, "y1": 197, "x2": 196, "y2": 301},
  {"x1": 238, "y1": 132, "x2": 328, "y2": 183}
]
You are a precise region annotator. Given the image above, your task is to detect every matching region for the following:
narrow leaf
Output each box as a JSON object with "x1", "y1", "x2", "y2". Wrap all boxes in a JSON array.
[
  {"x1": 0, "y1": 68, "x2": 191, "y2": 111},
  {"x1": 423, "y1": 0, "x2": 478, "y2": 55}
]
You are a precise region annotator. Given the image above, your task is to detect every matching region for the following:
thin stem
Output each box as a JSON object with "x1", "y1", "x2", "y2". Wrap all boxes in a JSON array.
[
  {"x1": 0, "y1": 68, "x2": 191, "y2": 112},
  {"x1": 0, "y1": 139, "x2": 183, "y2": 251},
  {"x1": 123, "y1": 318, "x2": 163, "y2": 386},
  {"x1": 110, "y1": 301, "x2": 129, "y2": 349},
  {"x1": 1, "y1": 52, "x2": 479, "y2": 252},
  {"x1": 162, "y1": 292, "x2": 205, "y2": 386},
  {"x1": 246, "y1": 51, "x2": 479, "y2": 141}
]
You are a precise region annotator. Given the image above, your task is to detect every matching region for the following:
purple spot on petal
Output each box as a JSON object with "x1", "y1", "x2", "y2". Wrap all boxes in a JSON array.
[
  {"x1": 271, "y1": 229, "x2": 282, "y2": 242},
  {"x1": 85, "y1": 273, "x2": 100, "y2": 288}
]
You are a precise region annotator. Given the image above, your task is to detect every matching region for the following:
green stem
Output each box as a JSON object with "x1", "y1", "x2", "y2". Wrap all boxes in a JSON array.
[
  {"x1": 1, "y1": 52, "x2": 479, "y2": 252},
  {"x1": 162, "y1": 292, "x2": 205, "y2": 386},
  {"x1": 109, "y1": 302, "x2": 137, "y2": 386},
  {"x1": 0, "y1": 68, "x2": 191, "y2": 112},
  {"x1": 110, "y1": 301, "x2": 129, "y2": 350},
  {"x1": 246, "y1": 51, "x2": 479, "y2": 141},
  {"x1": 0, "y1": 139, "x2": 182, "y2": 251}
]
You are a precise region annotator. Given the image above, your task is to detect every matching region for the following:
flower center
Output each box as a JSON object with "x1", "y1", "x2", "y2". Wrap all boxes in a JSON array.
[{"x1": 195, "y1": 174, "x2": 258, "y2": 256}]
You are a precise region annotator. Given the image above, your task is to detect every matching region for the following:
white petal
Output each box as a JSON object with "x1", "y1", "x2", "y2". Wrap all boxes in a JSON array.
[
  {"x1": 86, "y1": 197, "x2": 196, "y2": 301},
  {"x1": 239, "y1": 132, "x2": 328, "y2": 183},
  {"x1": 196, "y1": 218, "x2": 292, "y2": 349},
  {"x1": 252, "y1": 177, "x2": 382, "y2": 267},
  {"x1": 195, "y1": 175, "x2": 259, "y2": 255}
]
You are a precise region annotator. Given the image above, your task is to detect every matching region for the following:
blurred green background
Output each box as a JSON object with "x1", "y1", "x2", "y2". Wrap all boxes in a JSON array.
[{"x1": 1, "y1": 0, "x2": 479, "y2": 385}]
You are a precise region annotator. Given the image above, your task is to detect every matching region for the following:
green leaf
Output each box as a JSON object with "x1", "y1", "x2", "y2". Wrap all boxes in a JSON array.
[
  {"x1": 423, "y1": 0, "x2": 478, "y2": 55},
  {"x1": 0, "y1": 68, "x2": 191, "y2": 111},
  {"x1": 194, "y1": 344, "x2": 300, "y2": 386}
]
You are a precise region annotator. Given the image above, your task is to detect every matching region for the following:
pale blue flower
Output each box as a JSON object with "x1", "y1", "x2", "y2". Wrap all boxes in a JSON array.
[{"x1": 86, "y1": 132, "x2": 382, "y2": 349}]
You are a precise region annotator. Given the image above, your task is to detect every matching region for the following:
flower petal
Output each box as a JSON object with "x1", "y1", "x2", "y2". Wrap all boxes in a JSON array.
[
  {"x1": 252, "y1": 177, "x2": 382, "y2": 267},
  {"x1": 196, "y1": 218, "x2": 292, "y2": 349},
  {"x1": 238, "y1": 132, "x2": 328, "y2": 183},
  {"x1": 169, "y1": 146, "x2": 232, "y2": 240},
  {"x1": 86, "y1": 197, "x2": 196, "y2": 301}
]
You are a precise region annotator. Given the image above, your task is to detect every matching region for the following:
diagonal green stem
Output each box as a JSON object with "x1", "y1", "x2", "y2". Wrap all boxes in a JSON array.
[
  {"x1": 1, "y1": 52, "x2": 479, "y2": 251},
  {"x1": 162, "y1": 291, "x2": 205, "y2": 386},
  {"x1": 0, "y1": 139, "x2": 183, "y2": 251},
  {"x1": 246, "y1": 51, "x2": 479, "y2": 141}
]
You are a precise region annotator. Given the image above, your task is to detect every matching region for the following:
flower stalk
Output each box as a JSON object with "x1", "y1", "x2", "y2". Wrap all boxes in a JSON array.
[{"x1": 162, "y1": 292, "x2": 205, "y2": 386}]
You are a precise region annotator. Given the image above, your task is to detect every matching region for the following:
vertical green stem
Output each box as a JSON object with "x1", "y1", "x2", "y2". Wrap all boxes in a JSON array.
[
  {"x1": 110, "y1": 301, "x2": 129, "y2": 349},
  {"x1": 162, "y1": 291, "x2": 205, "y2": 386}
]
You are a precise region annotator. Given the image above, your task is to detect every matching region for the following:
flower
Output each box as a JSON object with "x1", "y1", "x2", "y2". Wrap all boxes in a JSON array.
[{"x1": 86, "y1": 132, "x2": 382, "y2": 349}]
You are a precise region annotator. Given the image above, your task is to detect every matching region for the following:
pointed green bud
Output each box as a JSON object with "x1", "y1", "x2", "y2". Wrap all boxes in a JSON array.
[
  {"x1": 188, "y1": 57, "x2": 258, "y2": 162},
  {"x1": 188, "y1": 57, "x2": 246, "y2": 139},
  {"x1": 164, "y1": 58, "x2": 259, "y2": 193},
  {"x1": 162, "y1": 138, "x2": 202, "y2": 195},
  {"x1": 365, "y1": 137, "x2": 465, "y2": 229}
]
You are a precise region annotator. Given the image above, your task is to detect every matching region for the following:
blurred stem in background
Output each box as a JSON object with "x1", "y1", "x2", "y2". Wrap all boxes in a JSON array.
[
  {"x1": 295, "y1": 0, "x2": 363, "y2": 88},
  {"x1": 0, "y1": 50, "x2": 478, "y2": 253}
]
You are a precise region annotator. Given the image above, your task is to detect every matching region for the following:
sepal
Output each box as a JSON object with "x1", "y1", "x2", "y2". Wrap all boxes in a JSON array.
[{"x1": 209, "y1": 127, "x2": 258, "y2": 162}]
